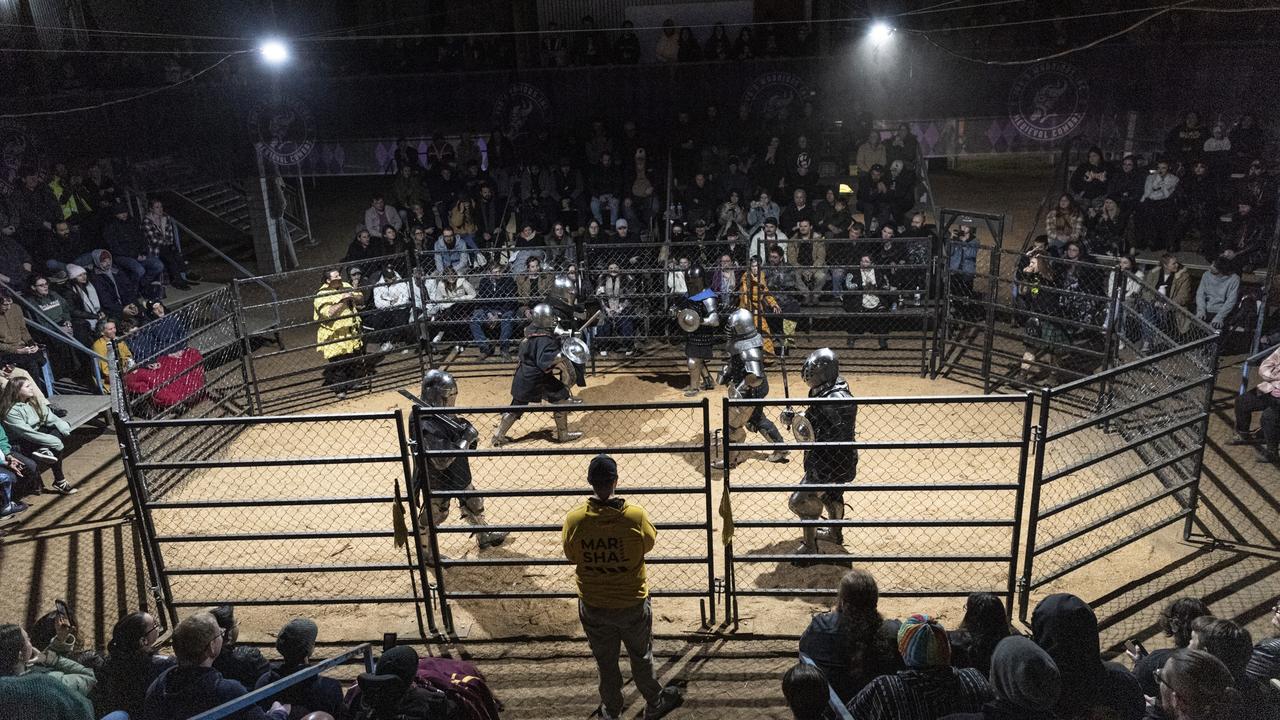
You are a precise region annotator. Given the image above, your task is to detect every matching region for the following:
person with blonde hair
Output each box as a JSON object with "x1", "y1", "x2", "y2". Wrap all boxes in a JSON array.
[{"x1": 0, "y1": 376, "x2": 76, "y2": 494}]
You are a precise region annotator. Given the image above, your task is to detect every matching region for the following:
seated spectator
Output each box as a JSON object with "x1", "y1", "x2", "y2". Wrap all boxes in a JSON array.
[
  {"x1": 1045, "y1": 193, "x2": 1085, "y2": 251},
  {"x1": 510, "y1": 223, "x2": 546, "y2": 276},
  {"x1": 1070, "y1": 146, "x2": 1112, "y2": 212},
  {"x1": 1202, "y1": 122, "x2": 1232, "y2": 179},
  {"x1": 847, "y1": 614, "x2": 992, "y2": 719},
  {"x1": 0, "y1": 624, "x2": 94, "y2": 720},
  {"x1": 60, "y1": 264, "x2": 103, "y2": 343},
  {"x1": 710, "y1": 253, "x2": 738, "y2": 307},
  {"x1": 121, "y1": 342, "x2": 207, "y2": 415},
  {"x1": 88, "y1": 250, "x2": 143, "y2": 318},
  {"x1": 1195, "y1": 257, "x2": 1240, "y2": 331},
  {"x1": 799, "y1": 568, "x2": 903, "y2": 703},
  {"x1": 369, "y1": 264, "x2": 414, "y2": 354},
  {"x1": 381, "y1": 225, "x2": 407, "y2": 255},
  {"x1": 588, "y1": 151, "x2": 624, "y2": 228},
  {"x1": 747, "y1": 191, "x2": 781, "y2": 237},
  {"x1": 0, "y1": 290, "x2": 50, "y2": 395},
  {"x1": 1136, "y1": 158, "x2": 1180, "y2": 251},
  {"x1": 45, "y1": 221, "x2": 91, "y2": 277},
  {"x1": 792, "y1": 219, "x2": 827, "y2": 307},
  {"x1": 750, "y1": 218, "x2": 788, "y2": 263},
  {"x1": 843, "y1": 255, "x2": 891, "y2": 350},
  {"x1": 1175, "y1": 160, "x2": 1222, "y2": 257},
  {"x1": 423, "y1": 268, "x2": 476, "y2": 353},
  {"x1": 209, "y1": 605, "x2": 268, "y2": 691},
  {"x1": 780, "y1": 189, "x2": 816, "y2": 238},
  {"x1": 764, "y1": 245, "x2": 801, "y2": 315},
  {"x1": 822, "y1": 195, "x2": 854, "y2": 240},
  {"x1": 1165, "y1": 111, "x2": 1207, "y2": 168},
  {"x1": 781, "y1": 662, "x2": 831, "y2": 720},
  {"x1": 343, "y1": 229, "x2": 387, "y2": 275},
  {"x1": 1, "y1": 376, "x2": 77, "y2": 494},
  {"x1": 448, "y1": 196, "x2": 479, "y2": 248},
  {"x1": 1247, "y1": 598, "x2": 1279, "y2": 687},
  {"x1": 1150, "y1": 648, "x2": 1239, "y2": 720},
  {"x1": 101, "y1": 204, "x2": 164, "y2": 299},
  {"x1": 886, "y1": 123, "x2": 920, "y2": 170},
  {"x1": 253, "y1": 618, "x2": 342, "y2": 719},
  {"x1": 1031, "y1": 593, "x2": 1144, "y2": 720},
  {"x1": 1109, "y1": 154, "x2": 1147, "y2": 213},
  {"x1": 12, "y1": 613, "x2": 96, "y2": 700},
  {"x1": 364, "y1": 194, "x2": 403, "y2": 237},
  {"x1": 470, "y1": 262, "x2": 517, "y2": 360},
  {"x1": 940, "y1": 635, "x2": 1061, "y2": 720},
  {"x1": 141, "y1": 198, "x2": 197, "y2": 290},
  {"x1": 95, "y1": 611, "x2": 174, "y2": 719},
  {"x1": 1, "y1": 422, "x2": 41, "y2": 519},
  {"x1": 1217, "y1": 198, "x2": 1267, "y2": 273},
  {"x1": 391, "y1": 164, "x2": 429, "y2": 225},
  {"x1": 143, "y1": 611, "x2": 286, "y2": 720},
  {"x1": 948, "y1": 593, "x2": 1012, "y2": 677},
  {"x1": 856, "y1": 129, "x2": 887, "y2": 174},
  {"x1": 857, "y1": 165, "x2": 893, "y2": 232},
  {"x1": 1131, "y1": 597, "x2": 1210, "y2": 697},
  {"x1": 92, "y1": 318, "x2": 132, "y2": 393},
  {"x1": 0, "y1": 209, "x2": 34, "y2": 287},
  {"x1": 23, "y1": 273, "x2": 87, "y2": 382},
  {"x1": 886, "y1": 161, "x2": 917, "y2": 223},
  {"x1": 516, "y1": 255, "x2": 548, "y2": 321},
  {"x1": 349, "y1": 645, "x2": 454, "y2": 720},
  {"x1": 1185, "y1": 617, "x2": 1277, "y2": 720},
  {"x1": 1087, "y1": 196, "x2": 1131, "y2": 256}
]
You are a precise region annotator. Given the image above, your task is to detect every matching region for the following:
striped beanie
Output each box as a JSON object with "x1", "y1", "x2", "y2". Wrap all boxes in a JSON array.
[{"x1": 897, "y1": 613, "x2": 951, "y2": 668}]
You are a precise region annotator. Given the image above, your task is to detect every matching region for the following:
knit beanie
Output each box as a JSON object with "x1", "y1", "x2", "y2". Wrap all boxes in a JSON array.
[
  {"x1": 276, "y1": 618, "x2": 318, "y2": 663},
  {"x1": 375, "y1": 645, "x2": 419, "y2": 686},
  {"x1": 66, "y1": 264, "x2": 87, "y2": 280},
  {"x1": 897, "y1": 613, "x2": 951, "y2": 668}
]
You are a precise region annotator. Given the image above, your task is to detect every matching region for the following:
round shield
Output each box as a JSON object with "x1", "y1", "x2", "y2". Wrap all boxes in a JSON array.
[
  {"x1": 677, "y1": 307, "x2": 702, "y2": 333},
  {"x1": 560, "y1": 336, "x2": 590, "y2": 365},
  {"x1": 792, "y1": 413, "x2": 815, "y2": 443}
]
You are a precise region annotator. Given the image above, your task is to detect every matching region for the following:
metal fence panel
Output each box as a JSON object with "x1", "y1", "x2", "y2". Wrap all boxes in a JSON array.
[
  {"x1": 723, "y1": 394, "x2": 1033, "y2": 616},
  {"x1": 411, "y1": 401, "x2": 715, "y2": 636}
]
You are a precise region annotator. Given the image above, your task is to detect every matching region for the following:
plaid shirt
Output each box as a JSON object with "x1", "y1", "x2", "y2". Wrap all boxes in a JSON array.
[{"x1": 142, "y1": 213, "x2": 177, "y2": 254}]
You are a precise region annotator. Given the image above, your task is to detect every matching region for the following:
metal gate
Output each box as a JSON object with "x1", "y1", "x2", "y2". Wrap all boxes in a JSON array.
[
  {"x1": 722, "y1": 393, "x2": 1035, "y2": 618},
  {"x1": 410, "y1": 400, "x2": 717, "y2": 636},
  {"x1": 116, "y1": 411, "x2": 436, "y2": 636}
]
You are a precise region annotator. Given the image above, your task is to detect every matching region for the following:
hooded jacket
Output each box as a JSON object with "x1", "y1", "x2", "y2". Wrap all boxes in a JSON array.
[
  {"x1": 941, "y1": 636, "x2": 1061, "y2": 720},
  {"x1": 1031, "y1": 594, "x2": 1143, "y2": 720},
  {"x1": 95, "y1": 651, "x2": 175, "y2": 719},
  {"x1": 254, "y1": 661, "x2": 343, "y2": 717},
  {"x1": 89, "y1": 250, "x2": 140, "y2": 316},
  {"x1": 562, "y1": 496, "x2": 657, "y2": 608},
  {"x1": 142, "y1": 665, "x2": 270, "y2": 720}
]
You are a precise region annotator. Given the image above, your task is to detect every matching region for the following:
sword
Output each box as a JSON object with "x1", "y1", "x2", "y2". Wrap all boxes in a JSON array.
[{"x1": 779, "y1": 345, "x2": 796, "y2": 429}]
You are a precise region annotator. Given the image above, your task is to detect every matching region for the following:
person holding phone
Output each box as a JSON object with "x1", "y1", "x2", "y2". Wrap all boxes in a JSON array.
[
  {"x1": 0, "y1": 291, "x2": 49, "y2": 396},
  {"x1": 0, "y1": 376, "x2": 76, "y2": 495}
]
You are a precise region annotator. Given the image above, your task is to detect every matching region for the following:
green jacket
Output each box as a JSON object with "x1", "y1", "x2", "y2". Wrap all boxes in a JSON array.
[
  {"x1": 26, "y1": 634, "x2": 97, "y2": 699},
  {"x1": 24, "y1": 291, "x2": 73, "y2": 328},
  {"x1": 4, "y1": 401, "x2": 72, "y2": 452}
]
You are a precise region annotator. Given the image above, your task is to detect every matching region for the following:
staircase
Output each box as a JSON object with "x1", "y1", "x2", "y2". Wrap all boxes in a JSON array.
[{"x1": 168, "y1": 179, "x2": 312, "y2": 259}]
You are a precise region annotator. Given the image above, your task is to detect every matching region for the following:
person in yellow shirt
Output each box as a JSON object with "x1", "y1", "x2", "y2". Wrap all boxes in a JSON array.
[
  {"x1": 314, "y1": 269, "x2": 368, "y2": 399},
  {"x1": 561, "y1": 454, "x2": 684, "y2": 720}
]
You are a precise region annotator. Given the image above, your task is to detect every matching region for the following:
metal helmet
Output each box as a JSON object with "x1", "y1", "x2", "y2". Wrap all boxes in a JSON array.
[
  {"x1": 684, "y1": 265, "x2": 707, "y2": 294},
  {"x1": 420, "y1": 369, "x2": 459, "y2": 407},
  {"x1": 726, "y1": 308, "x2": 763, "y2": 352},
  {"x1": 530, "y1": 303, "x2": 558, "y2": 330},
  {"x1": 800, "y1": 347, "x2": 840, "y2": 389},
  {"x1": 549, "y1": 275, "x2": 577, "y2": 306}
]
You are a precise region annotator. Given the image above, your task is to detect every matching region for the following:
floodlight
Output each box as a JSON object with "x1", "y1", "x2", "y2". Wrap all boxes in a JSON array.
[
  {"x1": 869, "y1": 22, "x2": 894, "y2": 44},
  {"x1": 259, "y1": 39, "x2": 289, "y2": 65}
]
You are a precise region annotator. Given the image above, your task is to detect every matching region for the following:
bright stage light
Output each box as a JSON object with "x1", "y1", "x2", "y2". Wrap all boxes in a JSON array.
[
  {"x1": 259, "y1": 39, "x2": 290, "y2": 65},
  {"x1": 869, "y1": 22, "x2": 894, "y2": 44}
]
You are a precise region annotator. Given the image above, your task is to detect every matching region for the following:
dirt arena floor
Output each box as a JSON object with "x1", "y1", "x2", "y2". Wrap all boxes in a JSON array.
[{"x1": 4, "y1": 161, "x2": 1279, "y2": 719}]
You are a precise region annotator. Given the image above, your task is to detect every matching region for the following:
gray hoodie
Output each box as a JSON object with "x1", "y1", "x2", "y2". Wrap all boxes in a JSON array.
[{"x1": 1195, "y1": 270, "x2": 1240, "y2": 325}]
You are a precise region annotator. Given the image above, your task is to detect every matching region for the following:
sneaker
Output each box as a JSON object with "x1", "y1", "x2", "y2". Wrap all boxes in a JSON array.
[
  {"x1": 478, "y1": 530, "x2": 509, "y2": 550},
  {"x1": 52, "y1": 480, "x2": 79, "y2": 495},
  {"x1": 0, "y1": 501, "x2": 28, "y2": 518},
  {"x1": 765, "y1": 450, "x2": 789, "y2": 463},
  {"x1": 1255, "y1": 448, "x2": 1279, "y2": 465},
  {"x1": 50, "y1": 405, "x2": 68, "y2": 418},
  {"x1": 32, "y1": 448, "x2": 57, "y2": 463},
  {"x1": 682, "y1": 386, "x2": 699, "y2": 397},
  {"x1": 1227, "y1": 432, "x2": 1257, "y2": 446},
  {"x1": 380, "y1": 341, "x2": 393, "y2": 353},
  {"x1": 598, "y1": 349, "x2": 609, "y2": 357},
  {"x1": 589, "y1": 705, "x2": 619, "y2": 720},
  {"x1": 643, "y1": 685, "x2": 685, "y2": 720},
  {"x1": 624, "y1": 348, "x2": 635, "y2": 356}
]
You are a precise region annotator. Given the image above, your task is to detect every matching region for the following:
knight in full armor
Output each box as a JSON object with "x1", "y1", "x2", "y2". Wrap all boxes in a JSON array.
[
  {"x1": 714, "y1": 308, "x2": 788, "y2": 469},
  {"x1": 783, "y1": 347, "x2": 857, "y2": 563},
  {"x1": 677, "y1": 265, "x2": 721, "y2": 396},
  {"x1": 414, "y1": 369, "x2": 509, "y2": 563},
  {"x1": 544, "y1": 275, "x2": 589, "y2": 399},
  {"x1": 492, "y1": 303, "x2": 584, "y2": 446}
]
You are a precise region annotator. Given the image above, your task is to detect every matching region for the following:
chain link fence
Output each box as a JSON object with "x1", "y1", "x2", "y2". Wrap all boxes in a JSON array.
[
  {"x1": 117, "y1": 411, "x2": 435, "y2": 636},
  {"x1": 410, "y1": 401, "x2": 715, "y2": 637},
  {"x1": 722, "y1": 394, "x2": 1033, "y2": 617}
]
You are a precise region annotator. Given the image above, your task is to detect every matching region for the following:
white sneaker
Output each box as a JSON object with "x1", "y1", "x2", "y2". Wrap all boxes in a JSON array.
[
  {"x1": 32, "y1": 448, "x2": 57, "y2": 463},
  {"x1": 380, "y1": 341, "x2": 393, "y2": 353}
]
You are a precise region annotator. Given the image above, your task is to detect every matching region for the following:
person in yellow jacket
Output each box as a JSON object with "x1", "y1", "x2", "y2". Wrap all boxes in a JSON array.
[
  {"x1": 561, "y1": 454, "x2": 684, "y2": 720},
  {"x1": 314, "y1": 269, "x2": 369, "y2": 399}
]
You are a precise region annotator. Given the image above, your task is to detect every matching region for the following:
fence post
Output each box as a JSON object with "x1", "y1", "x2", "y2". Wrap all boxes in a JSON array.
[
  {"x1": 700, "y1": 397, "x2": 715, "y2": 626},
  {"x1": 932, "y1": 248, "x2": 950, "y2": 379},
  {"x1": 112, "y1": 413, "x2": 179, "y2": 628},
  {"x1": 394, "y1": 409, "x2": 439, "y2": 639},
  {"x1": 1008, "y1": 391, "x2": 1036, "y2": 620},
  {"x1": 231, "y1": 280, "x2": 262, "y2": 415},
  {"x1": 920, "y1": 253, "x2": 935, "y2": 377},
  {"x1": 1096, "y1": 267, "x2": 1125, "y2": 431},
  {"x1": 980, "y1": 249, "x2": 1002, "y2": 394},
  {"x1": 720, "y1": 395, "x2": 739, "y2": 624},
  {"x1": 408, "y1": 406, "x2": 453, "y2": 635},
  {"x1": 1018, "y1": 388, "x2": 1052, "y2": 622},
  {"x1": 1184, "y1": 339, "x2": 1222, "y2": 540},
  {"x1": 405, "y1": 249, "x2": 429, "y2": 382}
]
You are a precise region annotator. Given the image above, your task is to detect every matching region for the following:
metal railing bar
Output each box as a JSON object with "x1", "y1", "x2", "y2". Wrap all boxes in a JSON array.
[
  {"x1": 190, "y1": 642, "x2": 374, "y2": 720},
  {"x1": 1028, "y1": 510, "x2": 1189, "y2": 589},
  {"x1": 1040, "y1": 447, "x2": 1200, "y2": 520},
  {"x1": 1040, "y1": 414, "x2": 1206, "y2": 484},
  {"x1": 136, "y1": 454, "x2": 405, "y2": 470},
  {"x1": 1034, "y1": 480, "x2": 1196, "y2": 555},
  {"x1": 1045, "y1": 376, "x2": 1212, "y2": 441}
]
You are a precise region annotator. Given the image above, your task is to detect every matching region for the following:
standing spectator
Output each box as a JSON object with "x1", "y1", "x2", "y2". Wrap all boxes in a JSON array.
[
  {"x1": 1194, "y1": 257, "x2": 1240, "y2": 331},
  {"x1": 856, "y1": 130, "x2": 887, "y2": 174},
  {"x1": 0, "y1": 624, "x2": 94, "y2": 720},
  {"x1": 947, "y1": 223, "x2": 980, "y2": 318},
  {"x1": 1137, "y1": 158, "x2": 1180, "y2": 251},
  {"x1": 948, "y1": 593, "x2": 1012, "y2": 677},
  {"x1": 96, "y1": 611, "x2": 174, "y2": 719},
  {"x1": 364, "y1": 194, "x2": 403, "y2": 237},
  {"x1": 843, "y1": 255, "x2": 891, "y2": 350},
  {"x1": 1016, "y1": 254, "x2": 1066, "y2": 384},
  {"x1": 470, "y1": 262, "x2": 517, "y2": 360},
  {"x1": 142, "y1": 611, "x2": 286, "y2": 720},
  {"x1": 798, "y1": 568, "x2": 903, "y2": 703},
  {"x1": 141, "y1": 198, "x2": 196, "y2": 290},
  {"x1": 1129, "y1": 597, "x2": 1210, "y2": 698},
  {"x1": 847, "y1": 614, "x2": 992, "y2": 719},
  {"x1": 0, "y1": 291, "x2": 48, "y2": 394},
  {"x1": 1031, "y1": 593, "x2": 1144, "y2": 720},
  {"x1": 1045, "y1": 193, "x2": 1085, "y2": 251},
  {"x1": 1233, "y1": 345, "x2": 1280, "y2": 463},
  {"x1": 314, "y1": 269, "x2": 368, "y2": 399},
  {"x1": 940, "y1": 636, "x2": 1062, "y2": 720},
  {"x1": 253, "y1": 618, "x2": 342, "y2": 719},
  {"x1": 1, "y1": 376, "x2": 77, "y2": 494},
  {"x1": 562, "y1": 454, "x2": 685, "y2": 720},
  {"x1": 782, "y1": 663, "x2": 831, "y2": 720}
]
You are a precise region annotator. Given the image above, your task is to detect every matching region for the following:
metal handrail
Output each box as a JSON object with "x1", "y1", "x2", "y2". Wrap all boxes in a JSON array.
[
  {"x1": 0, "y1": 278, "x2": 108, "y2": 363},
  {"x1": 189, "y1": 642, "x2": 375, "y2": 720},
  {"x1": 172, "y1": 219, "x2": 282, "y2": 330}
]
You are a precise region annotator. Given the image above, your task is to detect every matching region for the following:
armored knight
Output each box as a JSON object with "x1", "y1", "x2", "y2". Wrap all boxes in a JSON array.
[
  {"x1": 492, "y1": 303, "x2": 584, "y2": 446},
  {"x1": 783, "y1": 348, "x2": 857, "y2": 562},
  {"x1": 414, "y1": 369, "x2": 509, "y2": 562},
  {"x1": 677, "y1": 265, "x2": 721, "y2": 397},
  {"x1": 544, "y1": 274, "x2": 589, "y2": 400},
  {"x1": 714, "y1": 308, "x2": 788, "y2": 469}
]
